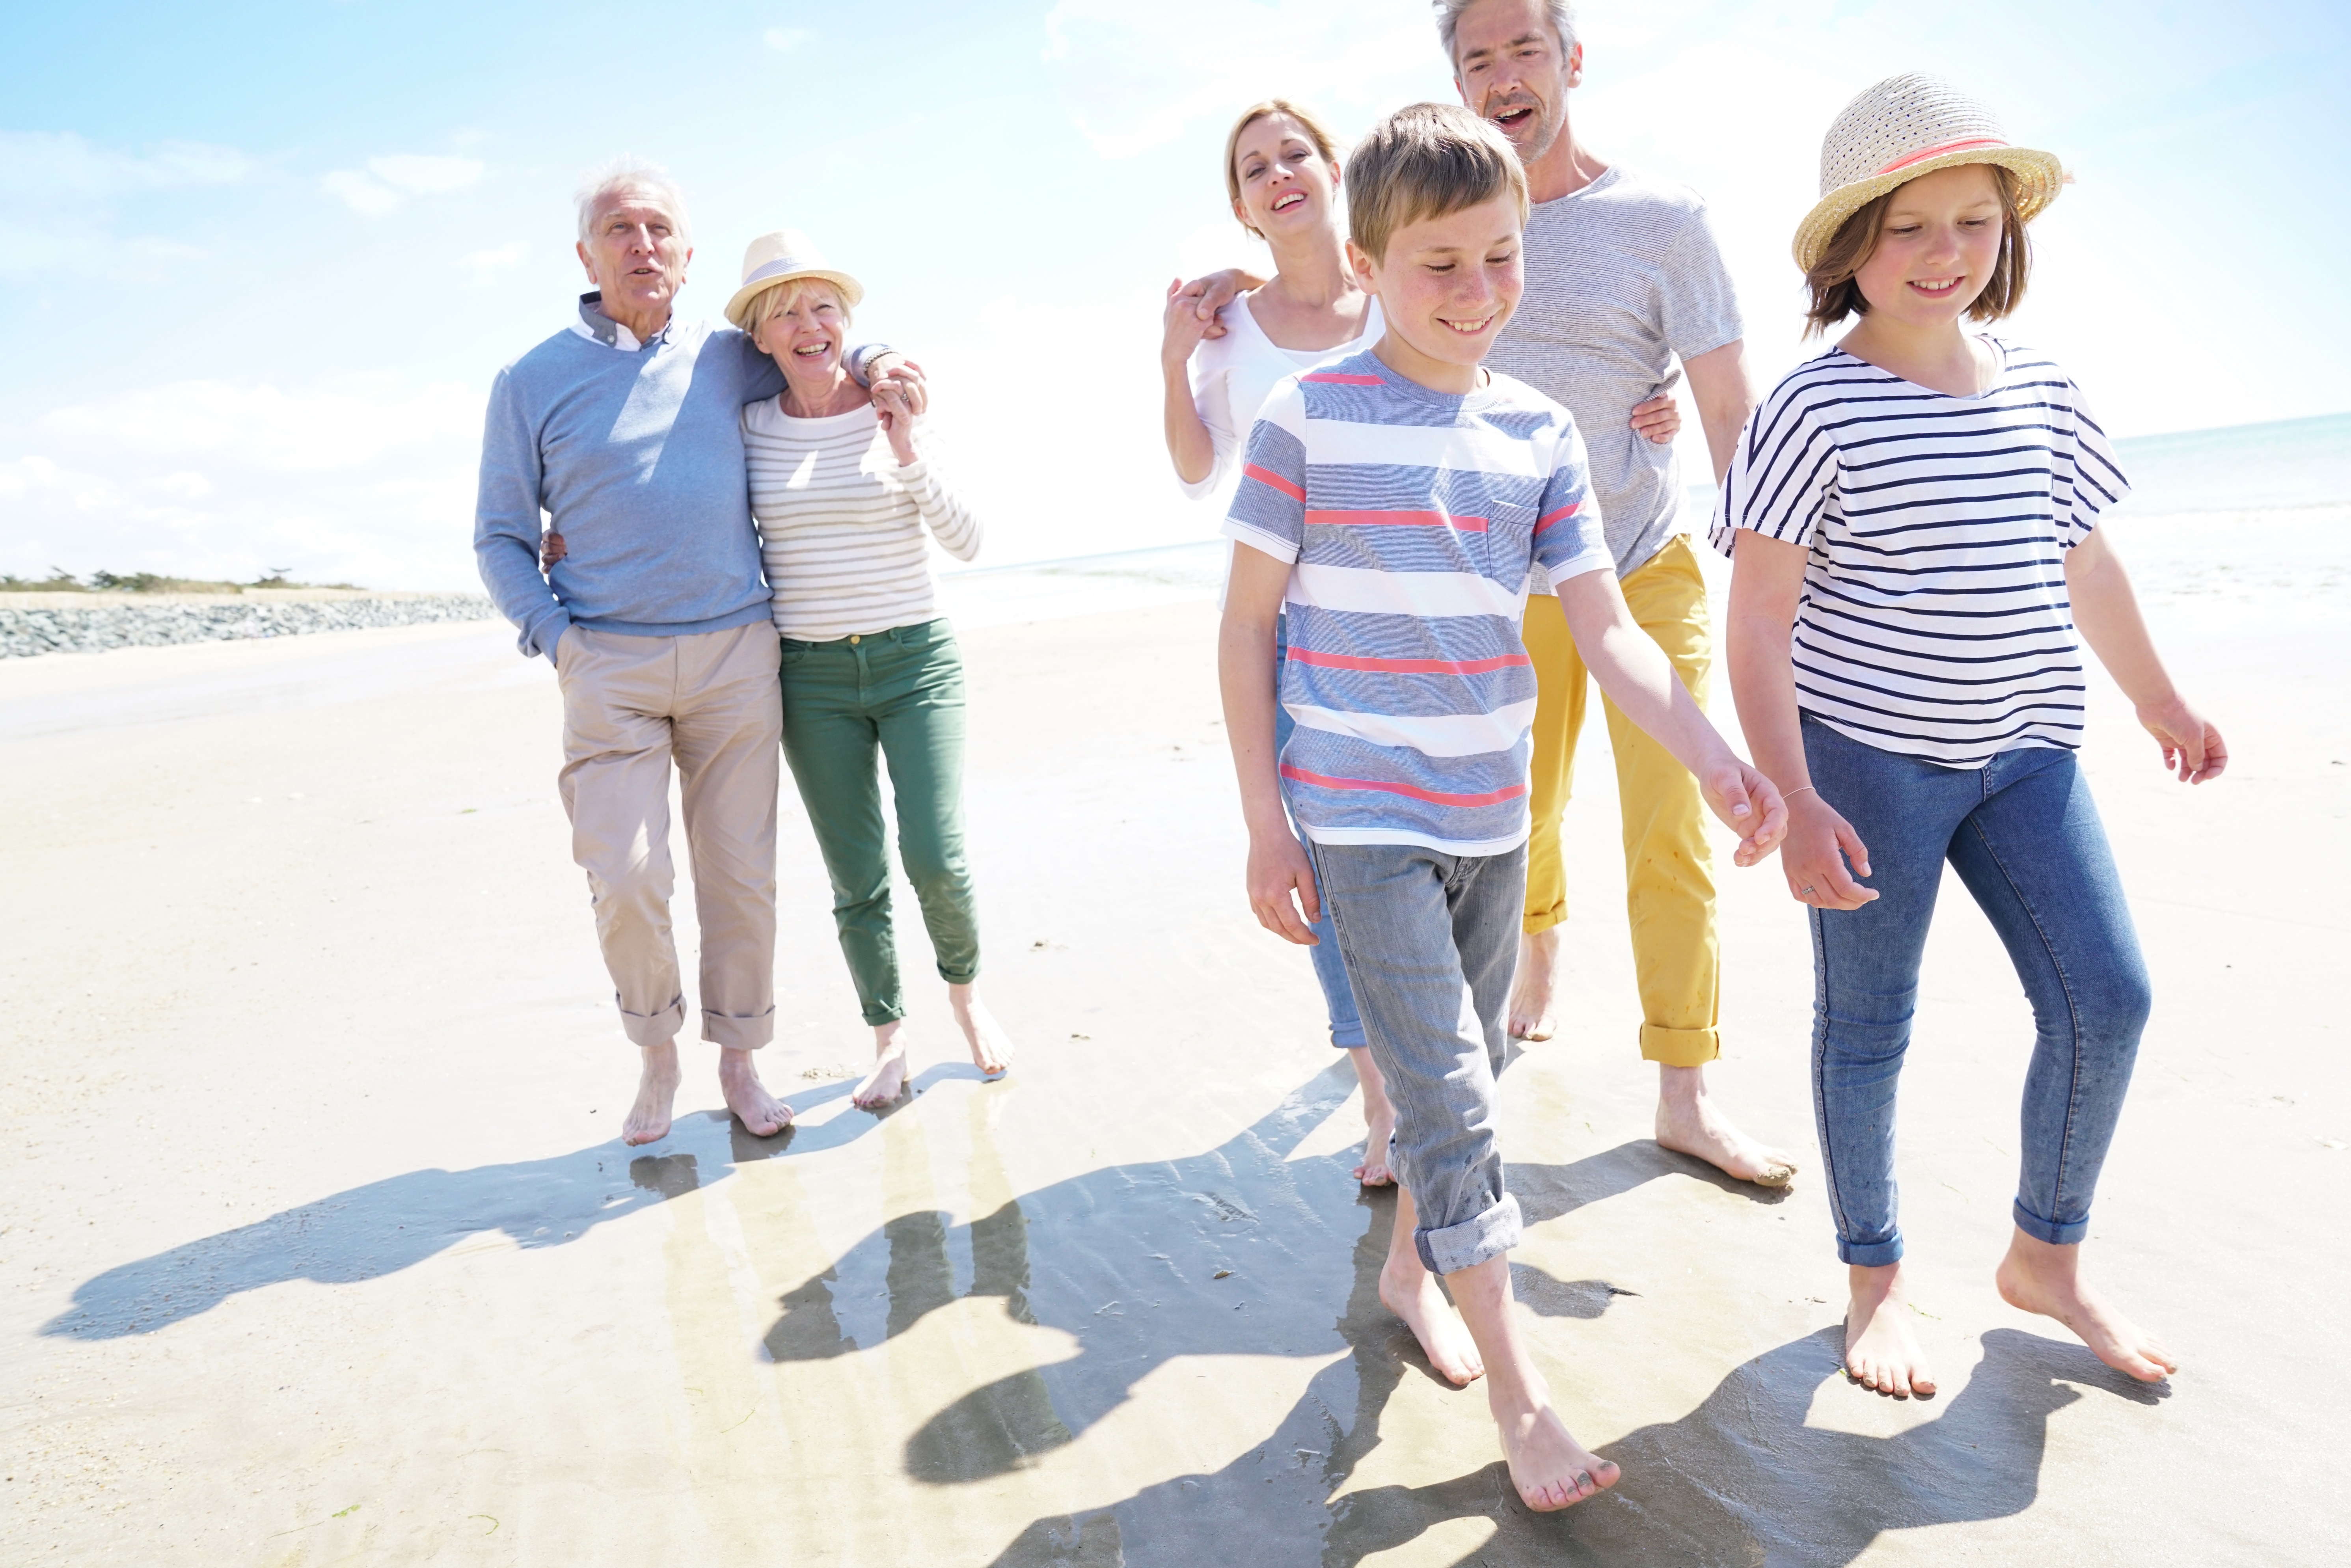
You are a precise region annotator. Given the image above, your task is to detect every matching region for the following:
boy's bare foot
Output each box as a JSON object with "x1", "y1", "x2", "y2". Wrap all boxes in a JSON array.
[
  {"x1": 1655, "y1": 1063, "x2": 1797, "y2": 1187},
  {"x1": 1348, "y1": 1047, "x2": 1397, "y2": 1187},
  {"x1": 852, "y1": 1023, "x2": 911, "y2": 1109},
  {"x1": 1506, "y1": 927, "x2": 1561, "y2": 1041},
  {"x1": 948, "y1": 983, "x2": 1013, "y2": 1078},
  {"x1": 1995, "y1": 1228, "x2": 2177, "y2": 1383},
  {"x1": 717, "y1": 1047, "x2": 793, "y2": 1137},
  {"x1": 1844, "y1": 1261, "x2": 1937, "y2": 1397},
  {"x1": 1491, "y1": 1378, "x2": 1621, "y2": 1512},
  {"x1": 1379, "y1": 1254, "x2": 1484, "y2": 1386},
  {"x1": 623, "y1": 1041, "x2": 682, "y2": 1147}
]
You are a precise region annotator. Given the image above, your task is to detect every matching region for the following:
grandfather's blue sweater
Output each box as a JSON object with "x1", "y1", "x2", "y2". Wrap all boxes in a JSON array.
[{"x1": 473, "y1": 294, "x2": 881, "y2": 661}]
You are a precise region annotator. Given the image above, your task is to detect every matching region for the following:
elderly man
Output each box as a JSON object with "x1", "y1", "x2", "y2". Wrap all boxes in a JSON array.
[
  {"x1": 1179, "y1": 0, "x2": 1794, "y2": 1187},
  {"x1": 475, "y1": 158, "x2": 918, "y2": 1147}
]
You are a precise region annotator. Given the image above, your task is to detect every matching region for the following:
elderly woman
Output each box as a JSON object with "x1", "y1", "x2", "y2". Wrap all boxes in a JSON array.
[{"x1": 729, "y1": 230, "x2": 1007, "y2": 1107}]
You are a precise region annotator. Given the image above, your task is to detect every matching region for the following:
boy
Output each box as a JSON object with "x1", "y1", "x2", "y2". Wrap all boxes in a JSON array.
[{"x1": 1216, "y1": 102, "x2": 1787, "y2": 1512}]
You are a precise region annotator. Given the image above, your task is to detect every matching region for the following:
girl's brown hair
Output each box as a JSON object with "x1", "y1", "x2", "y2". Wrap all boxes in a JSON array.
[
  {"x1": 1224, "y1": 99, "x2": 1343, "y2": 238},
  {"x1": 1804, "y1": 164, "x2": 2031, "y2": 335}
]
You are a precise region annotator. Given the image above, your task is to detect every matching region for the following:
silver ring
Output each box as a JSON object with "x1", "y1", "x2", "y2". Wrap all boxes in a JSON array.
[{"x1": 1800, "y1": 885, "x2": 1818, "y2": 896}]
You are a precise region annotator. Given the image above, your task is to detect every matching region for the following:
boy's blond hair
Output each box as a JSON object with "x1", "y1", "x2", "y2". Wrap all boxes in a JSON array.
[{"x1": 1345, "y1": 102, "x2": 1528, "y2": 265}]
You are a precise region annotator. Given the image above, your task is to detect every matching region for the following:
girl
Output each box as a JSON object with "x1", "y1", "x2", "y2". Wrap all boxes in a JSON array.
[{"x1": 1718, "y1": 76, "x2": 2224, "y2": 1399}]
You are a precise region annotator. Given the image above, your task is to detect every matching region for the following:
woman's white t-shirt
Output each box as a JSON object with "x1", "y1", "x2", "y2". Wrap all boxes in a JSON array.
[{"x1": 1182, "y1": 290, "x2": 1384, "y2": 500}]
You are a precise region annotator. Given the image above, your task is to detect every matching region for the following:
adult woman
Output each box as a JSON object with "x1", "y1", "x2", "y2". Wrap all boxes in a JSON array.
[{"x1": 733, "y1": 229, "x2": 1008, "y2": 1108}]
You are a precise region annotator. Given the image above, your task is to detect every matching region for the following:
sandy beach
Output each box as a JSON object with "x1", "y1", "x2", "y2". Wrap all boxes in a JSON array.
[{"x1": 2, "y1": 531, "x2": 2346, "y2": 1564}]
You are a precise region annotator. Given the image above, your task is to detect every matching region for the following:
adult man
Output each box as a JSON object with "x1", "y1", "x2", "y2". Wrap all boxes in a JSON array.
[
  {"x1": 475, "y1": 158, "x2": 917, "y2": 1147},
  {"x1": 1177, "y1": 0, "x2": 1792, "y2": 1186}
]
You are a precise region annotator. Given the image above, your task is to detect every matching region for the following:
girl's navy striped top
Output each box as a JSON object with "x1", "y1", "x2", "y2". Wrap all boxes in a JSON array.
[{"x1": 1710, "y1": 338, "x2": 2130, "y2": 767}]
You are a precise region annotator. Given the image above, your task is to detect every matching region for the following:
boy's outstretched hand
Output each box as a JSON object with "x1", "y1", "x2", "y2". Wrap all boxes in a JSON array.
[
  {"x1": 1246, "y1": 828, "x2": 1323, "y2": 945},
  {"x1": 1697, "y1": 758, "x2": 1789, "y2": 868}
]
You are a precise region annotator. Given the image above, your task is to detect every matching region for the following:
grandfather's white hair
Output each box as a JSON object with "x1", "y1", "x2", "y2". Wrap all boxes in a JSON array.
[
  {"x1": 1433, "y1": 0, "x2": 1578, "y2": 65},
  {"x1": 573, "y1": 156, "x2": 693, "y2": 244}
]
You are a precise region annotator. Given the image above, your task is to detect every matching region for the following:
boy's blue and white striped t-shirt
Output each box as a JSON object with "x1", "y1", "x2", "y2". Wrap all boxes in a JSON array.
[
  {"x1": 1224, "y1": 349, "x2": 1611, "y2": 855},
  {"x1": 1709, "y1": 338, "x2": 2129, "y2": 768}
]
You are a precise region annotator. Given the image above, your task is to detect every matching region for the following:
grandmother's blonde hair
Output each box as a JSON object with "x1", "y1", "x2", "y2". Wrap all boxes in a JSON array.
[{"x1": 742, "y1": 276, "x2": 853, "y2": 341}]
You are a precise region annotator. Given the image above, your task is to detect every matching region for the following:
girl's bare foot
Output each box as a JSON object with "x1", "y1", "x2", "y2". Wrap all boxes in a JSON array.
[
  {"x1": 1507, "y1": 928, "x2": 1562, "y2": 1041},
  {"x1": 717, "y1": 1047, "x2": 793, "y2": 1137},
  {"x1": 1995, "y1": 1228, "x2": 2177, "y2": 1382},
  {"x1": 623, "y1": 1041, "x2": 682, "y2": 1146},
  {"x1": 1347, "y1": 1046, "x2": 1397, "y2": 1187},
  {"x1": 1654, "y1": 1064, "x2": 1797, "y2": 1187},
  {"x1": 1379, "y1": 1257, "x2": 1484, "y2": 1386},
  {"x1": 852, "y1": 1023, "x2": 911, "y2": 1109},
  {"x1": 947, "y1": 983, "x2": 1012, "y2": 1078},
  {"x1": 1844, "y1": 1261, "x2": 1936, "y2": 1397},
  {"x1": 1491, "y1": 1378, "x2": 1620, "y2": 1512}
]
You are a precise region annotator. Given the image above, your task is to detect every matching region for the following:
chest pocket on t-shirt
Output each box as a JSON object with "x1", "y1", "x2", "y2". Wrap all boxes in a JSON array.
[{"x1": 1483, "y1": 502, "x2": 1536, "y2": 586}]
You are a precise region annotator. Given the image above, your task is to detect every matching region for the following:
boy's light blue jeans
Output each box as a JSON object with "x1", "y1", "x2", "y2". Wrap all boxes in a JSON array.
[
  {"x1": 1309, "y1": 840, "x2": 1526, "y2": 1275},
  {"x1": 1273, "y1": 614, "x2": 1366, "y2": 1049},
  {"x1": 1804, "y1": 717, "x2": 2152, "y2": 1267}
]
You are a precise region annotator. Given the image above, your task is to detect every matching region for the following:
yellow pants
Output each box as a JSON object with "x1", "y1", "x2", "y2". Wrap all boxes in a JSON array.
[{"x1": 1521, "y1": 534, "x2": 1720, "y2": 1066}]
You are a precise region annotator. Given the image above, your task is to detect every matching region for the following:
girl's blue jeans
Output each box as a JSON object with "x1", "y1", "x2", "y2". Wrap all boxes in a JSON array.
[
  {"x1": 1274, "y1": 615, "x2": 1366, "y2": 1049},
  {"x1": 1803, "y1": 717, "x2": 2152, "y2": 1267}
]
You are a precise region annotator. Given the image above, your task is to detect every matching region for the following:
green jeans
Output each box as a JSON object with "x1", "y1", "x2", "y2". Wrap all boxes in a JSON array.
[{"x1": 779, "y1": 618, "x2": 980, "y2": 1025}]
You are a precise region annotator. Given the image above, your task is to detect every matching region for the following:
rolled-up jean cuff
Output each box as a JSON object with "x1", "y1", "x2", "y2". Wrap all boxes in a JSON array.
[
  {"x1": 702, "y1": 1007, "x2": 776, "y2": 1050},
  {"x1": 1416, "y1": 1192, "x2": 1523, "y2": 1276},
  {"x1": 1332, "y1": 1025, "x2": 1368, "y2": 1050},
  {"x1": 1640, "y1": 1023, "x2": 1719, "y2": 1066},
  {"x1": 619, "y1": 995, "x2": 687, "y2": 1047},
  {"x1": 1835, "y1": 1235, "x2": 1905, "y2": 1268},
  {"x1": 2012, "y1": 1200, "x2": 2089, "y2": 1248}
]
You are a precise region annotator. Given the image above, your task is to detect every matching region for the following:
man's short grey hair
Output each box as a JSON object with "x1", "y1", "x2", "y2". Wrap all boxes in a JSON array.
[
  {"x1": 1433, "y1": 0, "x2": 1578, "y2": 67},
  {"x1": 573, "y1": 156, "x2": 693, "y2": 244}
]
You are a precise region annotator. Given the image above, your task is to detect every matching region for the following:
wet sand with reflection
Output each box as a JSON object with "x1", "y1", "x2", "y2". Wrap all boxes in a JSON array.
[{"x1": 2, "y1": 561, "x2": 2345, "y2": 1563}]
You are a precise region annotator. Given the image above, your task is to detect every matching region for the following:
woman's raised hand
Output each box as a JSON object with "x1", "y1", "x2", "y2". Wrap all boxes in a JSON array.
[
  {"x1": 1162, "y1": 277, "x2": 1217, "y2": 376},
  {"x1": 1781, "y1": 792, "x2": 1876, "y2": 909},
  {"x1": 873, "y1": 378, "x2": 919, "y2": 467}
]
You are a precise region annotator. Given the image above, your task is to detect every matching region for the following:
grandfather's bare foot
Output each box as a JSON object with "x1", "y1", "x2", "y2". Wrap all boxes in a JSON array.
[
  {"x1": 1507, "y1": 928, "x2": 1562, "y2": 1041},
  {"x1": 1379, "y1": 1255, "x2": 1484, "y2": 1386},
  {"x1": 1349, "y1": 1047, "x2": 1397, "y2": 1187},
  {"x1": 1844, "y1": 1262, "x2": 1937, "y2": 1398},
  {"x1": 852, "y1": 1023, "x2": 910, "y2": 1110},
  {"x1": 948, "y1": 983, "x2": 1013, "y2": 1078},
  {"x1": 717, "y1": 1047, "x2": 793, "y2": 1137},
  {"x1": 1491, "y1": 1376, "x2": 1620, "y2": 1512},
  {"x1": 1655, "y1": 1063, "x2": 1797, "y2": 1187},
  {"x1": 1995, "y1": 1229, "x2": 2177, "y2": 1383},
  {"x1": 623, "y1": 1041, "x2": 682, "y2": 1147}
]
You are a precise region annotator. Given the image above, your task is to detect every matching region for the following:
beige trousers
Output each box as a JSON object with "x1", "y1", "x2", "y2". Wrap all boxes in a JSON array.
[{"x1": 554, "y1": 622, "x2": 782, "y2": 1050}]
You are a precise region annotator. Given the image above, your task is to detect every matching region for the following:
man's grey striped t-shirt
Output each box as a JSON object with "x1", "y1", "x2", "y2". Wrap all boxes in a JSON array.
[{"x1": 1486, "y1": 164, "x2": 1742, "y2": 585}]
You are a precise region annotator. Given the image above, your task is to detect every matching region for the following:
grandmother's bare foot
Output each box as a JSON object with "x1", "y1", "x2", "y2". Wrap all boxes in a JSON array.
[
  {"x1": 624, "y1": 1041, "x2": 682, "y2": 1147},
  {"x1": 1995, "y1": 1229, "x2": 2177, "y2": 1383},
  {"x1": 1844, "y1": 1262, "x2": 1937, "y2": 1397},
  {"x1": 718, "y1": 1047, "x2": 793, "y2": 1137},
  {"x1": 1656, "y1": 1064, "x2": 1796, "y2": 1187},
  {"x1": 949, "y1": 983, "x2": 1013, "y2": 1078},
  {"x1": 852, "y1": 1024, "x2": 911, "y2": 1109},
  {"x1": 1507, "y1": 928, "x2": 1562, "y2": 1041}
]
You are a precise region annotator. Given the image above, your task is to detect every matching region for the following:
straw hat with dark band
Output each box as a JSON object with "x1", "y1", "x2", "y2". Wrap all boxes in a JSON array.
[
  {"x1": 1793, "y1": 74, "x2": 2065, "y2": 272},
  {"x1": 724, "y1": 229, "x2": 864, "y2": 330}
]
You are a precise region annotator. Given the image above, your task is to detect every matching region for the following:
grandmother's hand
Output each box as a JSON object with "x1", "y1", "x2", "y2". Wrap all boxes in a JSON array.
[
  {"x1": 540, "y1": 531, "x2": 568, "y2": 572},
  {"x1": 866, "y1": 353, "x2": 928, "y2": 416},
  {"x1": 874, "y1": 379, "x2": 918, "y2": 466}
]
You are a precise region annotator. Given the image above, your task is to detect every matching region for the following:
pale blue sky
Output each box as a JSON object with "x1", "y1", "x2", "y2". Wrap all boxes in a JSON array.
[{"x1": 3, "y1": 0, "x2": 2344, "y2": 588}]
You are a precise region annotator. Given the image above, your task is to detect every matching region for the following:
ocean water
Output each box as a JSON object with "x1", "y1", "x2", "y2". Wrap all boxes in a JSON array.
[{"x1": 937, "y1": 411, "x2": 2349, "y2": 630}]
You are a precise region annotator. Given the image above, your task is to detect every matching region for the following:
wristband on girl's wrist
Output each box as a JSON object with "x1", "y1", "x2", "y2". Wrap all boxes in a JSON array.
[{"x1": 1785, "y1": 785, "x2": 1819, "y2": 804}]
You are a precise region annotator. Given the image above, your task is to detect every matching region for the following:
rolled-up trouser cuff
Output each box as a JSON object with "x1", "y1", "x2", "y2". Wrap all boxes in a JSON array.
[
  {"x1": 1331, "y1": 1024, "x2": 1368, "y2": 1050},
  {"x1": 1836, "y1": 1233, "x2": 1905, "y2": 1268},
  {"x1": 1640, "y1": 1022, "x2": 1719, "y2": 1067},
  {"x1": 702, "y1": 1006, "x2": 775, "y2": 1050},
  {"x1": 619, "y1": 994, "x2": 687, "y2": 1047},
  {"x1": 1416, "y1": 1191, "x2": 1523, "y2": 1276},
  {"x1": 2012, "y1": 1199, "x2": 2089, "y2": 1247},
  {"x1": 1521, "y1": 907, "x2": 1566, "y2": 937}
]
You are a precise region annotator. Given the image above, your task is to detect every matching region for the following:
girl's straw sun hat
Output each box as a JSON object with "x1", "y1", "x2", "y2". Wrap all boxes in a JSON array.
[
  {"x1": 1793, "y1": 74, "x2": 2065, "y2": 272},
  {"x1": 725, "y1": 229, "x2": 864, "y2": 330}
]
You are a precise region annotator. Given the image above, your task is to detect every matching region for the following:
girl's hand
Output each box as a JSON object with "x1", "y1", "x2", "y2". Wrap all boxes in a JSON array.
[
  {"x1": 874, "y1": 380, "x2": 918, "y2": 466},
  {"x1": 540, "y1": 530, "x2": 568, "y2": 571},
  {"x1": 1782, "y1": 793, "x2": 1876, "y2": 909},
  {"x1": 1163, "y1": 277, "x2": 1216, "y2": 377},
  {"x1": 2137, "y1": 696, "x2": 2227, "y2": 783},
  {"x1": 1245, "y1": 826, "x2": 1322, "y2": 945},
  {"x1": 1630, "y1": 390, "x2": 1682, "y2": 445},
  {"x1": 1697, "y1": 757, "x2": 1789, "y2": 866}
]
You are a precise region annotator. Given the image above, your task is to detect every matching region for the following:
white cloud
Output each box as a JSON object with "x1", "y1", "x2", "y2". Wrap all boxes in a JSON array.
[
  {"x1": 0, "y1": 131, "x2": 255, "y2": 200},
  {"x1": 466, "y1": 241, "x2": 528, "y2": 283},
  {"x1": 321, "y1": 153, "x2": 487, "y2": 215},
  {"x1": 763, "y1": 26, "x2": 812, "y2": 51}
]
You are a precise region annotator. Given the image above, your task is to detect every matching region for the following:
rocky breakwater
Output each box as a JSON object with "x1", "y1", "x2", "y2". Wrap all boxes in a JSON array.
[{"x1": 0, "y1": 590, "x2": 499, "y2": 659}]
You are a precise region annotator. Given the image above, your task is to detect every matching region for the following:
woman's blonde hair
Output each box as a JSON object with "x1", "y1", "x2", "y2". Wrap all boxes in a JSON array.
[
  {"x1": 1223, "y1": 99, "x2": 1343, "y2": 238},
  {"x1": 742, "y1": 276, "x2": 853, "y2": 341},
  {"x1": 1804, "y1": 164, "x2": 2031, "y2": 335}
]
